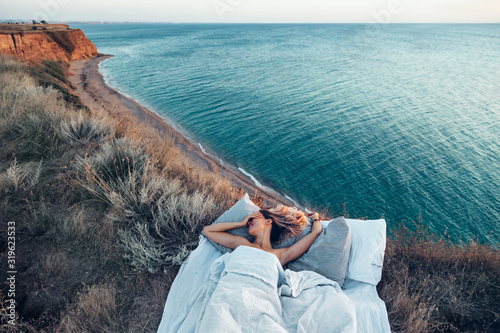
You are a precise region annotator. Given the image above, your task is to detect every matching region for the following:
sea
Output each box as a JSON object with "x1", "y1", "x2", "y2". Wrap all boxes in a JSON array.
[{"x1": 72, "y1": 23, "x2": 500, "y2": 244}]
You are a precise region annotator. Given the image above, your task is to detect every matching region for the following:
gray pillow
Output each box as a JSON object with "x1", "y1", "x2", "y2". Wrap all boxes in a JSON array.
[
  {"x1": 286, "y1": 217, "x2": 351, "y2": 288},
  {"x1": 201, "y1": 193, "x2": 308, "y2": 253}
]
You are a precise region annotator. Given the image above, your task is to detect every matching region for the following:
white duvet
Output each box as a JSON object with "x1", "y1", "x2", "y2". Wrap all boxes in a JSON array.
[{"x1": 158, "y1": 237, "x2": 391, "y2": 332}]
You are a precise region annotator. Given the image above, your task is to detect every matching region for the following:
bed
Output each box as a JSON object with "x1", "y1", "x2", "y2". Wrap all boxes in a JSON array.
[{"x1": 157, "y1": 194, "x2": 391, "y2": 332}]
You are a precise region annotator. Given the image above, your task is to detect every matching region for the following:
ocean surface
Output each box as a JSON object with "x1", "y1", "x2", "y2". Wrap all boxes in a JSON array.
[{"x1": 73, "y1": 23, "x2": 500, "y2": 244}]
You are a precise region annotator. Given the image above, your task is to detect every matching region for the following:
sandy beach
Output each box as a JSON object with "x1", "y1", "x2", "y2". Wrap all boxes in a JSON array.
[{"x1": 68, "y1": 55, "x2": 296, "y2": 208}]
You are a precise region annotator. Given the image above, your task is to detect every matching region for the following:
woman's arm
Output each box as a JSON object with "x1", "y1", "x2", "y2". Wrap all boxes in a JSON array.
[
  {"x1": 203, "y1": 212, "x2": 259, "y2": 249},
  {"x1": 279, "y1": 213, "x2": 323, "y2": 266}
]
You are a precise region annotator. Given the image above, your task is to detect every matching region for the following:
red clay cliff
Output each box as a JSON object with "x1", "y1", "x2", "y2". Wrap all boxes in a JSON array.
[{"x1": 0, "y1": 24, "x2": 98, "y2": 64}]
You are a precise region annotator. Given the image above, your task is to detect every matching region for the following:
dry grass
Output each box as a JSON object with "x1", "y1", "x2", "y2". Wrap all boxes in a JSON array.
[
  {"x1": 379, "y1": 220, "x2": 500, "y2": 332},
  {"x1": 56, "y1": 282, "x2": 120, "y2": 333}
]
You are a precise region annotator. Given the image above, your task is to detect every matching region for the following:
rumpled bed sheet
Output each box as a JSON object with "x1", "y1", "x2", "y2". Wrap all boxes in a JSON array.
[{"x1": 157, "y1": 237, "x2": 390, "y2": 332}]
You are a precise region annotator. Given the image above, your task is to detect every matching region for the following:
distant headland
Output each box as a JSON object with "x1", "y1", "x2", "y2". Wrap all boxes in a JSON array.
[{"x1": 0, "y1": 23, "x2": 98, "y2": 64}]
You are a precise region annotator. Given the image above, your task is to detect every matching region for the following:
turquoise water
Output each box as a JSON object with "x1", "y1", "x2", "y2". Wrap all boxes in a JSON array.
[{"x1": 74, "y1": 23, "x2": 500, "y2": 244}]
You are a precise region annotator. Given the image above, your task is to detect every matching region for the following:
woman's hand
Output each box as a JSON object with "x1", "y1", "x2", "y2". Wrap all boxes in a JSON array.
[
  {"x1": 203, "y1": 215, "x2": 256, "y2": 249},
  {"x1": 308, "y1": 212, "x2": 322, "y2": 234},
  {"x1": 308, "y1": 212, "x2": 319, "y2": 220},
  {"x1": 240, "y1": 211, "x2": 263, "y2": 227}
]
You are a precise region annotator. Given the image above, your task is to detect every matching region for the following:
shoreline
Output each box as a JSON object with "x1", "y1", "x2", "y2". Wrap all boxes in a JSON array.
[{"x1": 68, "y1": 54, "x2": 298, "y2": 208}]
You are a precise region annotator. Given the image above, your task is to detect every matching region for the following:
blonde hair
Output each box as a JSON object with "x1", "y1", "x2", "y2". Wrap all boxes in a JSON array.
[{"x1": 260, "y1": 204, "x2": 309, "y2": 244}]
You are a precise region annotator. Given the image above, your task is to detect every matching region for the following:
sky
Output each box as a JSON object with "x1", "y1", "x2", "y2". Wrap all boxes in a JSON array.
[{"x1": 0, "y1": 0, "x2": 499, "y2": 23}]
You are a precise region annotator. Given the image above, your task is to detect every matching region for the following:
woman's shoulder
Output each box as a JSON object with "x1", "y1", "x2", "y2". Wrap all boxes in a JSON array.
[{"x1": 268, "y1": 248, "x2": 288, "y2": 266}]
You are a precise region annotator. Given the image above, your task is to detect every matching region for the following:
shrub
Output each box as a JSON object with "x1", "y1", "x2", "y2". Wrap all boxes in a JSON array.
[
  {"x1": 117, "y1": 189, "x2": 222, "y2": 272},
  {"x1": 118, "y1": 222, "x2": 166, "y2": 273},
  {"x1": 78, "y1": 137, "x2": 149, "y2": 184},
  {"x1": 73, "y1": 137, "x2": 153, "y2": 203},
  {"x1": 105, "y1": 171, "x2": 181, "y2": 222},
  {"x1": 58, "y1": 111, "x2": 114, "y2": 146},
  {"x1": 0, "y1": 158, "x2": 42, "y2": 194}
]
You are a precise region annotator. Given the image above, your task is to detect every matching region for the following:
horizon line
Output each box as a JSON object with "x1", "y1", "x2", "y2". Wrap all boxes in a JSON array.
[{"x1": 2, "y1": 19, "x2": 499, "y2": 25}]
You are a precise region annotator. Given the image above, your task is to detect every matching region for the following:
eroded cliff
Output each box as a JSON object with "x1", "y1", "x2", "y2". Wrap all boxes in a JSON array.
[{"x1": 0, "y1": 24, "x2": 98, "y2": 64}]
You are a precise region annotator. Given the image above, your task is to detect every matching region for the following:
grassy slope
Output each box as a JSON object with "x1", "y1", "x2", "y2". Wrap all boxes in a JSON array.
[{"x1": 0, "y1": 55, "x2": 498, "y2": 332}]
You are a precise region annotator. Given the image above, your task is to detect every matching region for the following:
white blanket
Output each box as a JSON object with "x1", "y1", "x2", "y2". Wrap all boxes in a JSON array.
[{"x1": 158, "y1": 238, "x2": 390, "y2": 332}]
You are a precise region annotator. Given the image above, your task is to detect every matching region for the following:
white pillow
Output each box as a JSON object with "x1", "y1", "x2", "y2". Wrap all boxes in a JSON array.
[{"x1": 344, "y1": 219, "x2": 386, "y2": 285}]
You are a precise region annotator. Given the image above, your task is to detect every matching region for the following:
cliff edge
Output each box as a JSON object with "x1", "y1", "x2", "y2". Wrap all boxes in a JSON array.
[{"x1": 0, "y1": 24, "x2": 98, "y2": 64}]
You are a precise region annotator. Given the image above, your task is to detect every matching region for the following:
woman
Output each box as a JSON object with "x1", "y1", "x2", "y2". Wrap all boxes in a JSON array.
[
  {"x1": 194, "y1": 206, "x2": 333, "y2": 332},
  {"x1": 160, "y1": 206, "x2": 356, "y2": 332},
  {"x1": 203, "y1": 205, "x2": 323, "y2": 266}
]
